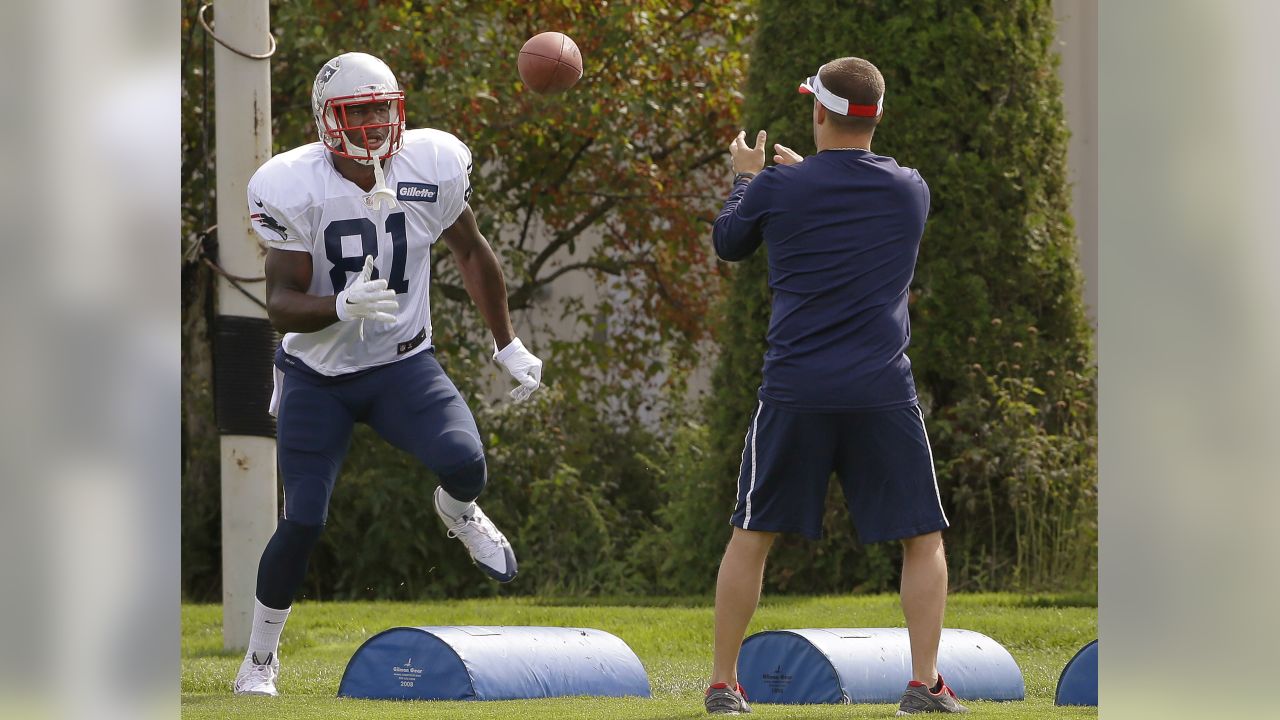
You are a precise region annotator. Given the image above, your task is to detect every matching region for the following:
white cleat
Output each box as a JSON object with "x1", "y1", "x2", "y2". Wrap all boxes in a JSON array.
[
  {"x1": 233, "y1": 651, "x2": 280, "y2": 697},
  {"x1": 434, "y1": 487, "x2": 518, "y2": 583}
]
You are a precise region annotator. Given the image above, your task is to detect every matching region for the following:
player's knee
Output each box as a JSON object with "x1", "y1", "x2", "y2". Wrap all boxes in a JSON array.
[
  {"x1": 264, "y1": 518, "x2": 325, "y2": 562},
  {"x1": 437, "y1": 454, "x2": 487, "y2": 503},
  {"x1": 279, "y1": 517, "x2": 324, "y2": 544},
  {"x1": 256, "y1": 518, "x2": 325, "y2": 609},
  {"x1": 429, "y1": 428, "x2": 482, "y2": 464},
  {"x1": 429, "y1": 428, "x2": 485, "y2": 501}
]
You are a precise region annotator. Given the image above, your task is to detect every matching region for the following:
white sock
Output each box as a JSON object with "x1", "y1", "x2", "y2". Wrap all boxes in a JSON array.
[
  {"x1": 436, "y1": 488, "x2": 476, "y2": 521},
  {"x1": 246, "y1": 599, "x2": 291, "y2": 662}
]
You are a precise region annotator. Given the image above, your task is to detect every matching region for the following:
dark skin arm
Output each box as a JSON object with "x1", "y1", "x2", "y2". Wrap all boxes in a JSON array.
[
  {"x1": 440, "y1": 204, "x2": 516, "y2": 349},
  {"x1": 264, "y1": 249, "x2": 340, "y2": 333}
]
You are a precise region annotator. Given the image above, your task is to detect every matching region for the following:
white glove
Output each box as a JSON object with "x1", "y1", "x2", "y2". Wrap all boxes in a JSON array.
[
  {"x1": 336, "y1": 255, "x2": 398, "y2": 340},
  {"x1": 494, "y1": 337, "x2": 543, "y2": 402}
]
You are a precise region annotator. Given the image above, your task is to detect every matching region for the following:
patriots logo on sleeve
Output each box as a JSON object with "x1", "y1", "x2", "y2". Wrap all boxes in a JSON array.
[{"x1": 250, "y1": 199, "x2": 289, "y2": 242}]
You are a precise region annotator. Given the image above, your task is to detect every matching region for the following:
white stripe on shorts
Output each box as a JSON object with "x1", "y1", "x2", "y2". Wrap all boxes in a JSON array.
[
  {"x1": 741, "y1": 400, "x2": 764, "y2": 529},
  {"x1": 913, "y1": 404, "x2": 948, "y2": 525}
]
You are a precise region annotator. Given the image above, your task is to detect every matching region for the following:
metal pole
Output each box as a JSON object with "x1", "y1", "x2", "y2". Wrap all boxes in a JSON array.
[{"x1": 212, "y1": 0, "x2": 277, "y2": 651}]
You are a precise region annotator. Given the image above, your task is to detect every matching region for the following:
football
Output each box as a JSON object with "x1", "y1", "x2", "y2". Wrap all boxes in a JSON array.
[{"x1": 518, "y1": 32, "x2": 583, "y2": 94}]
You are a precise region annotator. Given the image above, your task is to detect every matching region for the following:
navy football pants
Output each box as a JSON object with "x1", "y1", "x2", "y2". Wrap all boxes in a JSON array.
[
  {"x1": 274, "y1": 347, "x2": 486, "y2": 525},
  {"x1": 256, "y1": 348, "x2": 486, "y2": 609}
]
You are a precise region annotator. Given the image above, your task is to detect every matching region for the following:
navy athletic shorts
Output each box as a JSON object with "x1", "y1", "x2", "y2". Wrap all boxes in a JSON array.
[
  {"x1": 729, "y1": 400, "x2": 950, "y2": 543},
  {"x1": 273, "y1": 347, "x2": 484, "y2": 524}
]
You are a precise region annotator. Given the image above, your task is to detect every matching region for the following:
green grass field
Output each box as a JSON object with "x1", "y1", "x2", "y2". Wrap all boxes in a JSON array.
[{"x1": 182, "y1": 593, "x2": 1096, "y2": 719}]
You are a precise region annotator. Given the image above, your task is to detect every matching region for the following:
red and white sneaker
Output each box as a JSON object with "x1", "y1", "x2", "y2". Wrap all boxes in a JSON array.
[
  {"x1": 705, "y1": 681, "x2": 751, "y2": 715},
  {"x1": 896, "y1": 674, "x2": 969, "y2": 714}
]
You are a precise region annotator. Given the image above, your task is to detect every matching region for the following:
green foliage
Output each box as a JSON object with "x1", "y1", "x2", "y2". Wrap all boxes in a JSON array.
[
  {"x1": 629, "y1": 421, "x2": 726, "y2": 595},
  {"x1": 933, "y1": 366, "x2": 1097, "y2": 591},
  {"x1": 698, "y1": 0, "x2": 1097, "y2": 592},
  {"x1": 648, "y1": 166, "x2": 775, "y2": 591},
  {"x1": 519, "y1": 464, "x2": 619, "y2": 595}
]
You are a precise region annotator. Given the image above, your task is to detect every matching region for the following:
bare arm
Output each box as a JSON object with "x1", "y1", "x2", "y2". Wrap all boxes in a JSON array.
[
  {"x1": 264, "y1": 248, "x2": 340, "y2": 333},
  {"x1": 440, "y1": 205, "x2": 516, "y2": 349}
]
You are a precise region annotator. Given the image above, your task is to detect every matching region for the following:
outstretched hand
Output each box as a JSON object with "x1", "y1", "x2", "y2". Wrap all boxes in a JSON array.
[
  {"x1": 773, "y1": 143, "x2": 804, "y2": 166},
  {"x1": 729, "y1": 130, "x2": 768, "y2": 175}
]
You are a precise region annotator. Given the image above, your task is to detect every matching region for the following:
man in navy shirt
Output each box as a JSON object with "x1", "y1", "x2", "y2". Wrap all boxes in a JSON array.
[{"x1": 702, "y1": 57, "x2": 966, "y2": 716}]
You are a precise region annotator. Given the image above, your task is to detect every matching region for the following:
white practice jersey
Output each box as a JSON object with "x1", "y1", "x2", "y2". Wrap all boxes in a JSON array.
[{"x1": 248, "y1": 128, "x2": 472, "y2": 375}]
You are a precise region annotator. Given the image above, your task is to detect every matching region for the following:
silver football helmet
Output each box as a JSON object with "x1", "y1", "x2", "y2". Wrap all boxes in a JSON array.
[{"x1": 311, "y1": 52, "x2": 405, "y2": 165}]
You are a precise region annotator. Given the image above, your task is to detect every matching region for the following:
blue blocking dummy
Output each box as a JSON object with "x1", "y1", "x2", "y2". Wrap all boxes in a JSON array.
[
  {"x1": 738, "y1": 628, "x2": 1024, "y2": 704},
  {"x1": 1054, "y1": 639, "x2": 1098, "y2": 706},
  {"x1": 338, "y1": 626, "x2": 652, "y2": 701}
]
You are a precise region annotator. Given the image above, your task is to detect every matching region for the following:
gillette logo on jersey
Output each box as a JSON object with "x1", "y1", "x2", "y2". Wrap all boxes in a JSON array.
[{"x1": 397, "y1": 182, "x2": 439, "y2": 202}]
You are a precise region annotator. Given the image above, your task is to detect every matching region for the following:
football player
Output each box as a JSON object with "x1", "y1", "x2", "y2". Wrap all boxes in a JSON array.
[{"x1": 233, "y1": 52, "x2": 542, "y2": 697}]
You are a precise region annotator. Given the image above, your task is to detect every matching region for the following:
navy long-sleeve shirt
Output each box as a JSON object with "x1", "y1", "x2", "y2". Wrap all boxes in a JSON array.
[{"x1": 713, "y1": 149, "x2": 930, "y2": 411}]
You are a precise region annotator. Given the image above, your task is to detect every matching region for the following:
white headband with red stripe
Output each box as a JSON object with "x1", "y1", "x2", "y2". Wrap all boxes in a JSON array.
[{"x1": 798, "y1": 64, "x2": 884, "y2": 118}]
